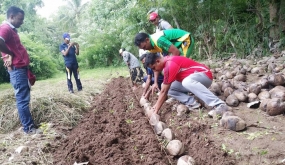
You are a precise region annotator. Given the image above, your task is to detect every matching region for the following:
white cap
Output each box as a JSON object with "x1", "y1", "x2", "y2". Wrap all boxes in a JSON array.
[{"x1": 119, "y1": 48, "x2": 123, "y2": 54}]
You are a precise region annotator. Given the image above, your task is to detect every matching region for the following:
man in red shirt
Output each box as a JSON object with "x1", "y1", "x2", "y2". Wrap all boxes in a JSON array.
[
  {"x1": 0, "y1": 6, "x2": 40, "y2": 134},
  {"x1": 144, "y1": 53, "x2": 228, "y2": 118}
]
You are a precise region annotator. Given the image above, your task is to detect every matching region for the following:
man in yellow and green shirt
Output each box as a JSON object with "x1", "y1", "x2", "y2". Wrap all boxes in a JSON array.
[{"x1": 134, "y1": 29, "x2": 194, "y2": 58}]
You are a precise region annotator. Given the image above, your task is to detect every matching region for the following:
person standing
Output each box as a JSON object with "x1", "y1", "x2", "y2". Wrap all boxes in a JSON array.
[
  {"x1": 59, "y1": 33, "x2": 82, "y2": 93},
  {"x1": 0, "y1": 6, "x2": 41, "y2": 134},
  {"x1": 119, "y1": 48, "x2": 144, "y2": 90},
  {"x1": 148, "y1": 12, "x2": 173, "y2": 33}
]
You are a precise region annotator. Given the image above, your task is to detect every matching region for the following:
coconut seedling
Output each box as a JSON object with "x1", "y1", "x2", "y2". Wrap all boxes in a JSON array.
[
  {"x1": 257, "y1": 76, "x2": 269, "y2": 89},
  {"x1": 266, "y1": 98, "x2": 285, "y2": 116},
  {"x1": 140, "y1": 97, "x2": 149, "y2": 107},
  {"x1": 269, "y1": 86, "x2": 285, "y2": 101},
  {"x1": 233, "y1": 74, "x2": 246, "y2": 82},
  {"x1": 267, "y1": 62, "x2": 277, "y2": 73},
  {"x1": 143, "y1": 103, "x2": 153, "y2": 117},
  {"x1": 177, "y1": 104, "x2": 189, "y2": 116},
  {"x1": 248, "y1": 93, "x2": 259, "y2": 102},
  {"x1": 268, "y1": 74, "x2": 285, "y2": 86},
  {"x1": 258, "y1": 91, "x2": 270, "y2": 100},
  {"x1": 149, "y1": 113, "x2": 160, "y2": 126},
  {"x1": 226, "y1": 94, "x2": 239, "y2": 107},
  {"x1": 259, "y1": 99, "x2": 271, "y2": 111},
  {"x1": 166, "y1": 140, "x2": 185, "y2": 156},
  {"x1": 248, "y1": 83, "x2": 261, "y2": 95},
  {"x1": 177, "y1": 155, "x2": 195, "y2": 165},
  {"x1": 221, "y1": 81, "x2": 233, "y2": 92},
  {"x1": 243, "y1": 64, "x2": 252, "y2": 72},
  {"x1": 273, "y1": 64, "x2": 284, "y2": 73},
  {"x1": 220, "y1": 115, "x2": 246, "y2": 131},
  {"x1": 154, "y1": 121, "x2": 167, "y2": 135},
  {"x1": 233, "y1": 89, "x2": 248, "y2": 102},
  {"x1": 251, "y1": 66, "x2": 265, "y2": 75},
  {"x1": 223, "y1": 87, "x2": 234, "y2": 98},
  {"x1": 161, "y1": 128, "x2": 175, "y2": 142},
  {"x1": 225, "y1": 71, "x2": 234, "y2": 79},
  {"x1": 210, "y1": 82, "x2": 222, "y2": 96}
]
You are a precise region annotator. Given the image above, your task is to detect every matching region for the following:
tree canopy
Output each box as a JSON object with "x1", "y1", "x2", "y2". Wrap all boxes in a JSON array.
[{"x1": 0, "y1": 0, "x2": 284, "y2": 83}]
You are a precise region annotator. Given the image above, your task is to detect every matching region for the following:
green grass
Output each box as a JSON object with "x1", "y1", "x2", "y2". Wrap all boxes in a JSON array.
[
  {"x1": 0, "y1": 66, "x2": 130, "y2": 133},
  {"x1": 0, "y1": 66, "x2": 132, "y2": 164}
]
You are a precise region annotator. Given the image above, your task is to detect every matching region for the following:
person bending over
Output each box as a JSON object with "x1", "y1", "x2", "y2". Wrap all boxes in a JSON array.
[{"x1": 144, "y1": 53, "x2": 228, "y2": 118}]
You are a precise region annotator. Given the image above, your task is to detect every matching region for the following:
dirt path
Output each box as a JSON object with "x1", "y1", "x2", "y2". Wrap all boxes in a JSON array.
[{"x1": 52, "y1": 77, "x2": 236, "y2": 164}]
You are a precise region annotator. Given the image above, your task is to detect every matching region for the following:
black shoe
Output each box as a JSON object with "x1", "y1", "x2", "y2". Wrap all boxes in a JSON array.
[
  {"x1": 78, "y1": 89, "x2": 82, "y2": 92},
  {"x1": 69, "y1": 90, "x2": 74, "y2": 93}
]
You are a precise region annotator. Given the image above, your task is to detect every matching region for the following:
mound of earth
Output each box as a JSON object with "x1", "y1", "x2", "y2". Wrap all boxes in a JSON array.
[{"x1": 52, "y1": 77, "x2": 236, "y2": 165}]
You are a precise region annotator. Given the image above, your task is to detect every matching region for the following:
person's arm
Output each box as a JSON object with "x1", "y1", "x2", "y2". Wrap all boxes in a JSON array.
[
  {"x1": 142, "y1": 74, "x2": 152, "y2": 96},
  {"x1": 0, "y1": 39, "x2": 14, "y2": 67},
  {"x1": 0, "y1": 39, "x2": 14, "y2": 56},
  {"x1": 75, "y1": 43, "x2": 79, "y2": 55},
  {"x1": 157, "y1": 37, "x2": 180, "y2": 56},
  {"x1": 151, "y1": 71, "x2": 160, "y2": 94},
  {"x1": 152, "y1": 83, "x2": 171, "y2": 114},
  {"x1": 61, "y1": 42, "x2": 76, "y2": 56},
  {"x1": 168, "y1": 45, "x2": 180, "y2": 56}
]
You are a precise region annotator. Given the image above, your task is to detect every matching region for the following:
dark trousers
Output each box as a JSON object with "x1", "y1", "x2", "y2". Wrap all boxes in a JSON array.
[
  {"x1": 65, "y1": 63, "x2": 82, "y2": 91},
  {"x1": 143, "y1": 75, "x2": 163, "y2": 89}
]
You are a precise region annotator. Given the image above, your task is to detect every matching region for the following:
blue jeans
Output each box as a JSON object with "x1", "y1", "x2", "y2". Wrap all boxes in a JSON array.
[
  {"x1": 65, "y1": 63, "x2": 82, "y2": 91},
  {"x1": 9, "y1": 68, "x2": 35, "y2": 132}
]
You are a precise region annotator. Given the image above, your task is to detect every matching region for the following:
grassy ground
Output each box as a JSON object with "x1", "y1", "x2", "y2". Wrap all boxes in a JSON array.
[{"x1": 0, "y1": 66, "x2": 129, "y2": 164}]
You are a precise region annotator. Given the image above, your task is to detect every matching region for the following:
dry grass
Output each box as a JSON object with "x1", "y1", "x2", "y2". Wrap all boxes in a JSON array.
[{"x1": 0, "y1": 66, "x2": 129, "y2": 164}]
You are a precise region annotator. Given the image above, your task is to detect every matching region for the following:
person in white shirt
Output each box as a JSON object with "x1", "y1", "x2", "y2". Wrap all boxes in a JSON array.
[{"x1": 148, "y1": 12, "x2": 173, "y2": 33}]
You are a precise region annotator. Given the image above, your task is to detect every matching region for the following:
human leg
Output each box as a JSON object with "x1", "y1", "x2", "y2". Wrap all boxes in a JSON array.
[
  {"x1": 72, "y1": 63, "x2": 82, "y2": 91},
  {"x1": 131, "y1": 67, "x2": 144, "y2": 86},
  {"x1": 65, "y1": 65, "x2": 73, "y2": 92},
  {"x1": 182, "y1": 72, "x2": 224, "y2": 107},
  {"x1": 9, "y1": 69, "x2": 35, "y2": 133},
  {"x1": 168, "y1": 80, "x2": 197, "y2": 105}
]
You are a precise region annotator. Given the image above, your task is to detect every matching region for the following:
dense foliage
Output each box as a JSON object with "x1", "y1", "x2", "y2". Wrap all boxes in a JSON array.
[{"x1": 0, "y1": 0, "x2": 284, "y2": 83}]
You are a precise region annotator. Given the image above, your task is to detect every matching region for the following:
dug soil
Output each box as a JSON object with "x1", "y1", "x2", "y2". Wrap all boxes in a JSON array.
[{"x1": 52, "y1": 76, "x2": 285, "y2": 165}]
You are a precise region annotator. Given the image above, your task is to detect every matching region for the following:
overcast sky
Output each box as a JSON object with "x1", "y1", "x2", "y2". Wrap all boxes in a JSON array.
[
  {"x1": 36, "y1": 0, "x2": 66, "y2": 18},
  {"x1": 36, "y1": 0, "x2": 89, "y2": 19}
]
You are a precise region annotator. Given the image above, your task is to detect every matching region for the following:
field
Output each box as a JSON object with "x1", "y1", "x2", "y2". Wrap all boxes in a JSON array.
[{"x1": 1, "y1": 59, "x2": 285, "y2": 165}]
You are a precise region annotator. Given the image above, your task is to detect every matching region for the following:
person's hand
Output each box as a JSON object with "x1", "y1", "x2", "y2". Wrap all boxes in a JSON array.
[
  {"x1": 69, "y1": 42, "x2": 76, "y2": 47},
  {"x1": 148, "y1": 106, "x2": 159, "y2": 118},
  {"x1": 151, "y1": 83, "x2": 160, "y2": 95},
  {"x1": 1, "y1": 54, "x2": 12, "y2": 67}
]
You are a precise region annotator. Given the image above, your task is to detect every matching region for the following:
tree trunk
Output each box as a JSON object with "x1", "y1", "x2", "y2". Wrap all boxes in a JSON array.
[
  {"x1": 269, "y1": 0, "x2": 279, "y2": 40},
  {"x1": 279, "y1": 0, "x2": 285, "y2": 32}
]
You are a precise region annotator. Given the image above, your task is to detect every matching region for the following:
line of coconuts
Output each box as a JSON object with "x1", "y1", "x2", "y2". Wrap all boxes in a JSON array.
[
  {"x1": 139, "y1": 98, "x2": 195, "y2": 165},
  {"x1": 208, "y1": 55, "x2": 285, "y2": 116}
]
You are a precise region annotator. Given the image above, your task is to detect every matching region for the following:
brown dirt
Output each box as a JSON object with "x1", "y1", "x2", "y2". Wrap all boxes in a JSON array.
[
  {"x1": 52, "y1": 76, "x2": 285, "y2": 165},
  {"x1": 52, "y1": 77, "x2": 235, "y2": 165}
]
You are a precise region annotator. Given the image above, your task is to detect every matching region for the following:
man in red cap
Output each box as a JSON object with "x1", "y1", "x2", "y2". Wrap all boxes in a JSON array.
[{"x1": 148, "y1": 12, "x2": 173, "y2": 33}]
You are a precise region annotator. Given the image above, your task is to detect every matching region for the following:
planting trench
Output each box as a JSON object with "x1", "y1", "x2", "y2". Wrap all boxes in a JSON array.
[{"x1": 52, "y1": 77, "x2": 235, "y2": 165}]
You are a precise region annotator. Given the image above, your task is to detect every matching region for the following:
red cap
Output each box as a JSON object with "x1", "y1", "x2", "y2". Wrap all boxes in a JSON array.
[{"x1": 149, "y1": 12, "x2": 158, "y2": 21}]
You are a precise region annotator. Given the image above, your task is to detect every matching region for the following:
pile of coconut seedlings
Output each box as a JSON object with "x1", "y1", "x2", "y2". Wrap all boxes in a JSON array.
[
  {"x1": 139, "y1": 97, "x2": 196, "y2": 165},
  {"x1": 209, "y1": 55, "x2": 285, "y2": 117}
]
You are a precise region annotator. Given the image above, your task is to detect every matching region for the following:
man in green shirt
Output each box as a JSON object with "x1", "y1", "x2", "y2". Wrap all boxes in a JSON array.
[
  {"x1": 134, "y1": 29, "x2": 194, "y2": 58},
  {"x1": 134, "y1": 29, "x2": 201, "y2": 111}
]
